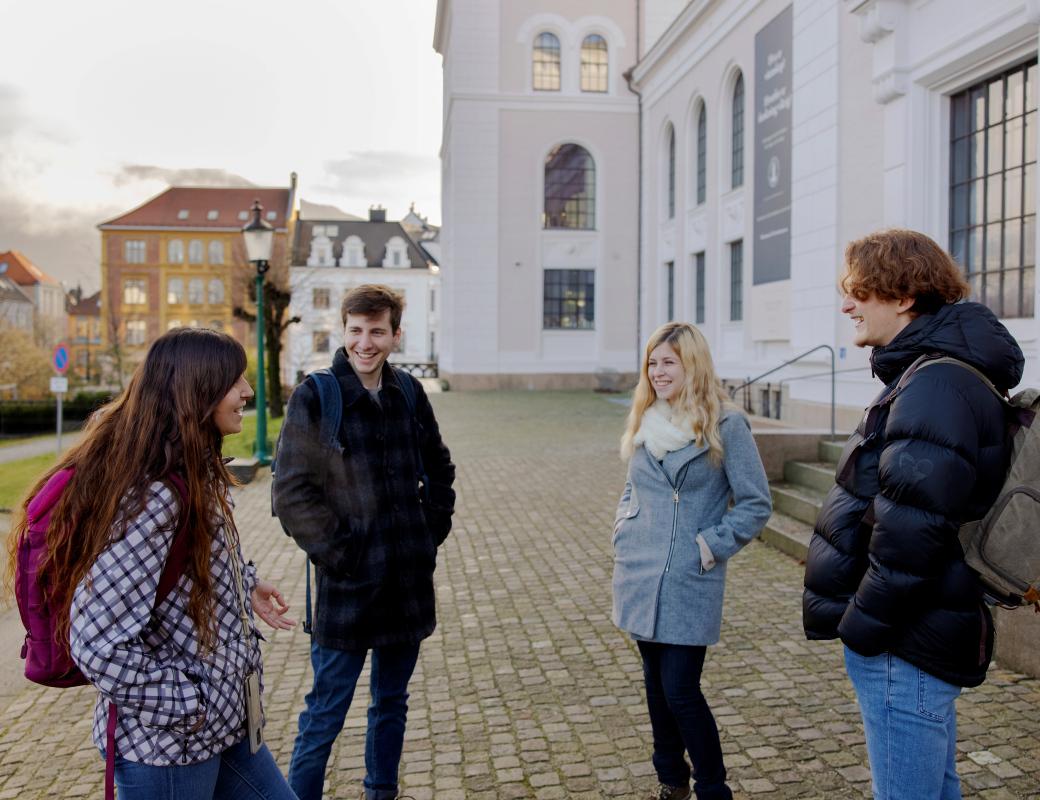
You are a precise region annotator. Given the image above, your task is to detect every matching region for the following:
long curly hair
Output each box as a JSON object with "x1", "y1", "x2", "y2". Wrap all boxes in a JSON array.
[
  {"x1": 621, "y1": 322, "x2": 735, "y2": 464},
  {"x1": 4, "y1": 327, "x2": 247, "y2": 654}
]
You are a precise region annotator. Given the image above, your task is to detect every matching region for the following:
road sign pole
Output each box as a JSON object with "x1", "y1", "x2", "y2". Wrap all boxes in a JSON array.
[{"x1": 56, "y1": 393, "x2": 63, "y2": 455}]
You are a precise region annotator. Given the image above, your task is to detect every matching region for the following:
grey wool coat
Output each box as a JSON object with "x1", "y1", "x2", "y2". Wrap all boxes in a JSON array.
[{"x1": 612, "y1": 411, "x2": 772, "y2": 645}]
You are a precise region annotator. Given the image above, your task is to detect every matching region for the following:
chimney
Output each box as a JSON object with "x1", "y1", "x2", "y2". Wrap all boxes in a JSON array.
[{"x1": 369, "y1": 205, "x2": 386, "y2": 223}]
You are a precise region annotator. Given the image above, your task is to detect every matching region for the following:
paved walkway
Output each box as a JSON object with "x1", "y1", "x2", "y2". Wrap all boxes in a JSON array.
[{"x1": 0, "y1": 391, "x2": 1037, "y2": 798}]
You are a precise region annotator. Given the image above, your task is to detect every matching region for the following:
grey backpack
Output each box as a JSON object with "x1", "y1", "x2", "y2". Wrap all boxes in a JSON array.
[{"x1": 903, "y1": 355, "x2": 1040, "y2": 610}]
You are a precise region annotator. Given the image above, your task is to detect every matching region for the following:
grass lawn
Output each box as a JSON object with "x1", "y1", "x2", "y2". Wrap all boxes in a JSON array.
[
  {"x1": 0, "y1": 452, "x2": 57, "y2": 512},
  {"x1": 0, "y1": 415, "x2": 284, "y2": 511},
  {"x1": 221, "y1": 413, "x2": 284, "y2": 459}
]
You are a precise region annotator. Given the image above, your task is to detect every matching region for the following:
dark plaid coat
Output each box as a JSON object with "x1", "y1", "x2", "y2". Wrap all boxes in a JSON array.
[{"x1": 272, "y1": 349, "x2": 455, "y2": 650}]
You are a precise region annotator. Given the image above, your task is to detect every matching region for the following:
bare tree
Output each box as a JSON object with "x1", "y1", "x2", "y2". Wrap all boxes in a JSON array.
[{"x1": 233, "y1": 276, "x2": 300, "y2": 419}]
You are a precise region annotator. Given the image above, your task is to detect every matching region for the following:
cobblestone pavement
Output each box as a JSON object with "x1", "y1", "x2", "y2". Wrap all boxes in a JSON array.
[{"x1": 0, "y1": 391, "x2": 1037, "y2": 799}]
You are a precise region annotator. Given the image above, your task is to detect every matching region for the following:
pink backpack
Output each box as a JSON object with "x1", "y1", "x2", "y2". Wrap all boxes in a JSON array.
[{"x1": 14, "y1": 468, "x2": 190, "y2": 798}]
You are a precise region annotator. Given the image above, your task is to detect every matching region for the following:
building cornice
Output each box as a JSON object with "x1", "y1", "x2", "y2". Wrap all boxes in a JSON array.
[
  {"x1": 434, "y1": 0, "x2": 450, "y2": 54},
  {"x1": 629, "y1": 0, "x2": 715, "y2": 90},
  {"x1": 98, "y1": 225, "x2": 288, "y2": 234}
]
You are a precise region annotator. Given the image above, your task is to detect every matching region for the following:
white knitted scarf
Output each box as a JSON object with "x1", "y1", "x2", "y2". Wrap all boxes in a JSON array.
[{"x1": 633, "y1": 400, "x2": 696, "y2": 461}]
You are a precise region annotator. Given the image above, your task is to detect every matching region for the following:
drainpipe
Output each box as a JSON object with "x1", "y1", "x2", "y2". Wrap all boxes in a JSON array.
[{"x1": 626, "y1": 0, "x2": 644, "y2": 373}]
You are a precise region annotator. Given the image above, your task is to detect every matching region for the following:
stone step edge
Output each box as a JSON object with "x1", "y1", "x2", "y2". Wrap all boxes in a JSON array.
[{"x1": 759, "y1": 510, "x2": 812, "y2": 562}]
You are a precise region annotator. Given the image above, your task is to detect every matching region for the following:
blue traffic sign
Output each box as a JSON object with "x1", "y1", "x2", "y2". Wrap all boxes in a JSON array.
[{"x1": 52, "y1": 342, "x2": 70, "y2": 375}]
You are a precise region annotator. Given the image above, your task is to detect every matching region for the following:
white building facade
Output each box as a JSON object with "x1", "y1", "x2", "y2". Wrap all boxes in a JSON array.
[
  {"x1": 434, "y1": 0, "x2": 642, "y2": 389},
  {"x1": 285, "y1": 213, "x2": 441, "y2": 384},
  {"x1": 635, "y1": 0, "x2": 1040, "y2": 424}
]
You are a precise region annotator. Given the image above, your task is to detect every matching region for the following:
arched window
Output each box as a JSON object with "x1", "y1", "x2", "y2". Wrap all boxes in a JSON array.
[
  {"x1": 188, "y1": 278, "x2": 204, "y2": 305},
  {"x1": 533, "y1": 32, "x2": 561, "y2": 91},
  {"x1": 207, "y1": 278, "x2": 225, "y2": 305},
  {"x1": 667, "y1": 125, "x2": 676, "y2": 219},
  {"x1": 731, "y1": 73, "x2": 745, "y2": 188},
  {"x1": 544, "y1": 143, "x2": 595, "y2": 230},
  {"x1": 580, "y1": 34, "x2": 608, "y2": 93},
  {"x1": 189, "y1": 240, "x2": 204, "y2": 264},
  {"x1": 696, "y1": 104, "x2": 707, "y2": 205},
  {"x1": 208, "y1": 240, "x2": 224, "y2": 264},
  {"x1": 168, "y1": 240, "x2": 184, "y2": 263}
]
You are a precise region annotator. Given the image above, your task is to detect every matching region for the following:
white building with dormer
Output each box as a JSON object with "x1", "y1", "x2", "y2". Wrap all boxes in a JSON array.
[
  {"x1": 436, "y1": 0, "x2": 1040, "y2": 421},
  {"x1": 285, "y1": 204, "x2": 441, "y2": 384}
]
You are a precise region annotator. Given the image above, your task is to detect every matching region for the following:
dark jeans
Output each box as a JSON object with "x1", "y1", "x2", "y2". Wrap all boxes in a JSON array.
[
  {"x1": 288, "y1": 640, "x2": 421, "y2": 800},
  {"x1": 114, "y1": 738, "x2": 297, "y2": 800},
  {"x1": 637, "y1": 641, "x2": 732, "y2": 800}
]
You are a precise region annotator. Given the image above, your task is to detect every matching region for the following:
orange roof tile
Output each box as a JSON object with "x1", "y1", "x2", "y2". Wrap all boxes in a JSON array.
[
  {"x1": 99, "y1": 187, "x2": 291, "y2": 229},
  {"x1": 0, "y1": 250, "x2": 61, "y2": 287}
]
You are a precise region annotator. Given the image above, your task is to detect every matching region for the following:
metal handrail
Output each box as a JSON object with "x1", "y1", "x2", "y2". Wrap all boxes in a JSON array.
[{"x1": 728, "y1": 344, "x2": 836, "y2": 438}]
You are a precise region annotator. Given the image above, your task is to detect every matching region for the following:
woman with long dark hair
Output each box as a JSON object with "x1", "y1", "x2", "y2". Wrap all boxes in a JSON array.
[
  {"x1": 6, "y1": 327, "x2": 297, "y2": 799},
  {"x1": 613, "y1": 322, "x2": 771, "y2": 800}
]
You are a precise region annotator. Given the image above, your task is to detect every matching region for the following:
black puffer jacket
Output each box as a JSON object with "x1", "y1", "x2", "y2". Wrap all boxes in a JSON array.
[{"x1": 803, "y1": 302, "x2": 1024, "y2": 687}]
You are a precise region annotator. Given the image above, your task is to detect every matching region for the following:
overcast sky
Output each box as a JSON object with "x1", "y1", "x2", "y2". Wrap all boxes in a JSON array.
[{"x1": 0, "y1": 0, "x2": 443, "y2": 291}]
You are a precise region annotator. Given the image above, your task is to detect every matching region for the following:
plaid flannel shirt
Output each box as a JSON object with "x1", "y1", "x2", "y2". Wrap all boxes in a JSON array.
[{"x1": 70, "y1": 481, "x2": 263, "y2": 765}]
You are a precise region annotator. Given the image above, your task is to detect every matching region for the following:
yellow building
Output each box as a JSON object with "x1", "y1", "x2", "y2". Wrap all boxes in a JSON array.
[{"x1": 97, "y1": 182, "x2": 296, "y2": 369}]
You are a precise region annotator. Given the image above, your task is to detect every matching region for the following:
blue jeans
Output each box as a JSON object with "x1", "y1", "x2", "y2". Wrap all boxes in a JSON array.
[
  {"x1": 289, "y1": 640, "x2": 421, "y2": 800},
  {"x1": 114, "y1": 737, "x2": 297, "y2": 799},
  {"x1": 637, "y1": 641, "x2": 732, "y2": 800},
  {"x1": 844, "y1": 646, "x2": 963, "y2": 800}
]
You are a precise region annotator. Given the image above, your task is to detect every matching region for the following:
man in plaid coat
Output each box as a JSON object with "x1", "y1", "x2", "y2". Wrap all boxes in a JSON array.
[{"x1": 273, "y1": 284, "x2": 456, "y2": 800}]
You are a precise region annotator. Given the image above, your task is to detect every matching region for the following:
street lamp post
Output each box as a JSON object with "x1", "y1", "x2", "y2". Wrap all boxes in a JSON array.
[{"x1": 242, "y1": 199, "x2": 275, "y2": 465}]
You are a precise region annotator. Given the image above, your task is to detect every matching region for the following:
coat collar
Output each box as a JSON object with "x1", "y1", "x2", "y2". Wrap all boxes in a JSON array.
[
  {"x1": 330, "y1": 348, "x2": 404, "y2": 408},
  {"x1": 645, "y1": 409, "x2": 734, "y2": 485}
]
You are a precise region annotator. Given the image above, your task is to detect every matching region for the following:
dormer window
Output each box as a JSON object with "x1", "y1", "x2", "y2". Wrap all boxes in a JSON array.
[
  {"x1": 238, "y1": 210, "x2": 249, "y2": 221},
  {"x1": 207, "y1": 210, "x2": 219, "y2": 220},
  {"x1": 307, "y1": 230, "x2": 335, "y2": 267},
  {"x1": 177, "y1": 210, "x2": 189, "y2": 220},
  {"x1": 341, "y1": 235, "x2": 365, "y2": 267},
  {"x1": 383, "y1": 236, "x2": 411, "y2": 268},
  {"x1": 266, "y1": 211, "x2": 277, "y2": 221}
]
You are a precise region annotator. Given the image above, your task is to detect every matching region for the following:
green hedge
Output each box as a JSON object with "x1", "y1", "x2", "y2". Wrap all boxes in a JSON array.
[{"x1": 0, "y1": 392, "x2": 115, "y2": 436}]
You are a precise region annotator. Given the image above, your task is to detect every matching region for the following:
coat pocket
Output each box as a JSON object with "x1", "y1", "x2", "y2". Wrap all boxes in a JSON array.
[{"x1": 612, "y1": 486, "x2": 641, "y2": 546}]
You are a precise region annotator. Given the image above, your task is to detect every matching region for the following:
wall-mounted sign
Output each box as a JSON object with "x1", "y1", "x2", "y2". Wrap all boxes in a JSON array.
[{"x1": 753, "y1": 5, "x2": 793, "y2": 285}]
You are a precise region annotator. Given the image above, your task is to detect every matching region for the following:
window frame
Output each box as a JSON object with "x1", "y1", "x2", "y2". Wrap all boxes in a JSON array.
[
  {"x1": 729, "y1": 240, "x2": 744, "y2": 322},
  {"x1": 731, "y1": 73, "x2": 745, "y2": 189},
  {"x1": 696, "y1": 105, "x2": 707, "y2": 205},
  {"x1": 543, "y1": 143, "x2": 596, "y2": 230},
  {"x1": 123, "y1": 278, "x2": 147, "y2": 305},
  {"x1": 580, "y1": 34, "x2": 609, "y2": 93},
  {"x1": 533, "y1": 31, "x2": 562, "y2": 92},
  {"x1": 543, "y1": 268, "x2": 596, "y2": 330}
]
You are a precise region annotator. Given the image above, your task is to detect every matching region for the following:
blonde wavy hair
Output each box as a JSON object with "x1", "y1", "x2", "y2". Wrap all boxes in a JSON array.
[{"x1": 621, "y1": 322, "x2": 735, "y2": 464}]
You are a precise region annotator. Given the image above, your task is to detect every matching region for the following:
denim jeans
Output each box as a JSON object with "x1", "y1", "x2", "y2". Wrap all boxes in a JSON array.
[
  {"x1": 637, "y1": 641, "x2": 732, "y2": 800},
  {"x1": 844, "y1": 646, "x2": 963, "y2": 800},
  {"x1": 288, "y1": 640, "x2": 421, "y2": 800},
  {"x1": 114, "y1": 737, "x2": 297, "y2": 800}
]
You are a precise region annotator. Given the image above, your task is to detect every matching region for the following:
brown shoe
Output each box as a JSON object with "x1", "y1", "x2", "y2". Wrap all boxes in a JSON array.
[{"x1": 653, "y1": 784, "x2": 691, "y2": 800}]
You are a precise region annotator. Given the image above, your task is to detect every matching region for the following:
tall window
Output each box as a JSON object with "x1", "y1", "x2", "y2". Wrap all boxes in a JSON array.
[
  {"x1": 125, "y1": 240, "x2": 145, "y2": 264},
  {"x1": 533, "y1": 32, "x2": 561, "y2": 91},
  {"x1": 544, "y1": 269, "x2": 595, "y2": 329},
  {"x1": 207, "y1": 278, "x2": 225, "y2": 305},
  {"x1": 167, "y1": 277, "x2": 184, "y2": 305},
  {"x1": 544, "y1": 144, "x2": 595, "y2": 229},
  {"x1": 123, "y1": 279, "x2": 147, "y2": 305},
  {"x1": 208, "y1": 241, "x2": 224, "y2": 264},
  {"x1": 732, "y1": 73, "x2": 745, "y2": 188},
  {"x1": 950, "y1": 59, "x2": 1036, "y2": 318},
  {"x1": 168, "y1": 240, "x2": 184, "y2": 263},
  {"x1": 667, "y1": 126, "x2": 676, "y2": 219},
  {"x1": 665, "y1": 261, "x2": 675, "y2": 320},
  {"x1": 697, "y1": 105, "x2": 707, "y2": 205},
  {"x1": 313, "y1": 287, "x2": 331, "y2": 309},
  {"x1": 188, "y1": 278, "x2": 204, "y2": 305},
  {"x1": 342, "y1": 235, "x2": 365, "y2": 267},
  {"x1": 695, "y1": 252, "x2": 706, "y2": 324},
  {"x1": 189, "y1": 240, "x2": 204, "y2": 264},
  {"x1": 730, "y1": 240, "x2": 744, "y2": 321},
  {"x1": 313, "y1": 331, "x2": 331, "y2": 353},
  {"x1": 580, "y1": 34, "x2": 608, "y2": 93},
  {"x1": 125, "y1": 320, "x2": 146, "y2": 345}
]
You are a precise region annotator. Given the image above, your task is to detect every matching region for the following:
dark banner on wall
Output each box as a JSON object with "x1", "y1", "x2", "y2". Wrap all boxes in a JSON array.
[{"x1": 752, "y1": 5, "x2": 793, "y2": 285}]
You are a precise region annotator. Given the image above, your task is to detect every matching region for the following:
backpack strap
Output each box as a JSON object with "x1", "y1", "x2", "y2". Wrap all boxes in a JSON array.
[
  {"x1": 392, "y1": 367, "x2": 430, "y2": 502},
  {"x1": 309, "y1": 368, "x2": 343, "y2": 449}
]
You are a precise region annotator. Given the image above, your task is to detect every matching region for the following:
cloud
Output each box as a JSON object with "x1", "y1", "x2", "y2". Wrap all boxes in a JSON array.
[
  {"x1": 112, "y1": 164, "x2": 256, "y2": 188},
  {"x1": 318, "y1": 151, "x2": 439, "y2": 192}
]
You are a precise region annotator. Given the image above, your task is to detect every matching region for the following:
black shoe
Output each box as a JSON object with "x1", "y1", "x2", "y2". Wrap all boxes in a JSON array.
[{"x1": 653, "y1": 784, "x2": 691, "y2": 800}]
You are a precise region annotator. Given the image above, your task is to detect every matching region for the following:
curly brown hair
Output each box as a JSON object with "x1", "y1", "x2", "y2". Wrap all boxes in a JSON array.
[{"x1": 840, "y1": 229, "x2": 970, "y2": 314}]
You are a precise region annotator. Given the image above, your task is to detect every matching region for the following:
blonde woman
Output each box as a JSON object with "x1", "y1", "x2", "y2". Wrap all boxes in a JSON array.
[{"x1": 613, "y1": 322, "x2": 771, "y2": 800}]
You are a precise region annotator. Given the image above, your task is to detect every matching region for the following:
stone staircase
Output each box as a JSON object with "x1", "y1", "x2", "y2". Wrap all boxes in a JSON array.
[{"x1": 760, "y1": 438, "x2": 843, "y2": 561}]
